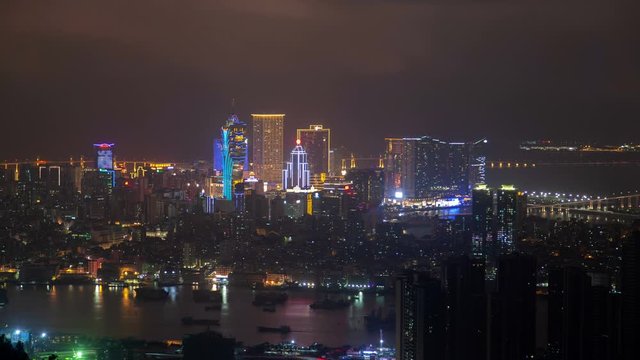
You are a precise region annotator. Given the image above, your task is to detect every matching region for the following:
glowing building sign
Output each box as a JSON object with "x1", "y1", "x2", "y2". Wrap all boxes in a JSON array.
[{"x1": 94, "y1": 143, "x2": 114, "y2": 170}]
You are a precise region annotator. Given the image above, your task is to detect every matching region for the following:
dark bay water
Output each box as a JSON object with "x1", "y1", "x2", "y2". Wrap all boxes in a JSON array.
[
  {"x1": 486, "y1": 165, "x2": 640, "y2": 195},
  {"x1": 1, "y1": 285, "x2": 392, "y2": 347}
]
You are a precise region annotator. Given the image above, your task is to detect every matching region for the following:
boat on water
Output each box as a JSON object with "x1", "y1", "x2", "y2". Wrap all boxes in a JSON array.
[
  {"x1": 107, "y1": 281, "x2": 127, "y2": 288},
  {"x1": 0, "y1": 288, "x2": 8, "y2": 307},
  {"x1": 52, "y1": 272, "x2": 94, "y2": 285},
  {"x1": 309, "y1": 298, "x2": 351, "y2": 310},
  {"x1": 158, "y1": 267, "x2": 182, "y2": 286},
  {"x1": 252, "y1": 291, "x2": 288, "y2": 306},
  {"x1": 181, "y1": 316, "x2": 220, "y2": 326},
  {"x1": 192, "y1": 289, "x2": 222, "y2": 303},
  {"x1": 134, "y1": 287, "x2": 169, "y2": 301},
  {"x1": 257, "y1": 325, "x2": 291, "y2": 334}
]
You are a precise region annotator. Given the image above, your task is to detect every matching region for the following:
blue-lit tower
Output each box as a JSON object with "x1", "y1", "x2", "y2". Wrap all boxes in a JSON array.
[
  {"x1": 214, "y1": 114, "x2": 248, "y2": 200},
  {"x1": 221, "y1": 127, "x2": 233, "y2": 200},
  {"x1": 283, "y1": 139, "x2": 310, "y2": 189}
]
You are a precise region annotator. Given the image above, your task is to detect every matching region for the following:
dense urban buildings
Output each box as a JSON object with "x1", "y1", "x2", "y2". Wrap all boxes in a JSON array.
[
  {"x1": 0, "y1": 118, "x2": 638, "y2": 360},
  {"x1": 3, "y1": 125, "x2": 640, "y2": 360},
  {"x1": 1, "y1": 134, "x2": 640, "y2": 360}
]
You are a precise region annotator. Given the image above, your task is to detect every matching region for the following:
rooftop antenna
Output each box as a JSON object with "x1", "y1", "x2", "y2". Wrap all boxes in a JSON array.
[{"x1": 231, "y1": 97, "x2": 236, "y2": 114}]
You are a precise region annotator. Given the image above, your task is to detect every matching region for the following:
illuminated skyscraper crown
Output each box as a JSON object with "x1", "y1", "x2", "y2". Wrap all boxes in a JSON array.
[{"x1": 283, "y1": 140, "x2": 310, "y2": 189}]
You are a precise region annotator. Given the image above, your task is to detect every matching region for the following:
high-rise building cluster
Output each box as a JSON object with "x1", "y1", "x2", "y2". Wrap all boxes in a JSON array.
[
  {"x1": 207, "y1": 113, "x2": 486, "y2": 217},
  {"x1": 205, "y1": 111, "x2": 487, "y2": 222}
]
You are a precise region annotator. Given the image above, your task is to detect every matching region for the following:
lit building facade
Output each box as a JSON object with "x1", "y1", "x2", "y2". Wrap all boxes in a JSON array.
[
  {"x1": 495, "y1": 185, "x2": 526, "y2": 253},
  {"x1": 384, "y1": 136, "x2": 477, "y2": 199},
  {"x1": 252, "y1": 114, "x2": 284, "y2": 189},
  {"x1": 471, "y1": 184, "x2": 527, "y2": 259},
  {"x1": 94, "y1": 143, "x2": 114, "y2": 170},
  {"x1": 471, "y1": 184, "x2": 494, "y2": 258},
  {"x1": 214, "y1": 114, "x2": 248, "y2": 200},
  {"x1": 282, "y1": 140, "x2": 310, "y2": 190},
  {"x1": 296, "y1": 125, "x2": 330, "y2": 183}
]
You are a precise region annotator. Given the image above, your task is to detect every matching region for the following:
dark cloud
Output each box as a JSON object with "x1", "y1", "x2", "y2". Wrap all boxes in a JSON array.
[{"x1": 1, "y1": 0, "x2": 638, "y2": 160}]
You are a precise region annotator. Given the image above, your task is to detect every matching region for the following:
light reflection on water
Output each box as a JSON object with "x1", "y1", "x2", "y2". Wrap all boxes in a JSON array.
[{"x1": 2, "y1": 285, "x2": 393, "y2": 347}]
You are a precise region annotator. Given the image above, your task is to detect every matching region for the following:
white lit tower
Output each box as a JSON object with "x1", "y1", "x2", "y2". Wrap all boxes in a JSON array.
[{"x1": 282, "y1": 139, "x2": 310, "y2": 189}]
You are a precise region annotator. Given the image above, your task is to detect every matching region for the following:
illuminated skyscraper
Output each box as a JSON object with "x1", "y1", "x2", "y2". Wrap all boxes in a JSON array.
[
  {"x1": 282, "y1": 140, "x2": 310, "y2": 189},
  {"x1": 384, "y1": 136, "x2": 478, "y2": 199},
  {"x1": 471, "y1": 184, "x2": 494, "y2": 258},
  {"x1": 495, "y1": 185, "x2": 526, "y2": 253},
  {"x1": 252, "y1": 114, "x2": 284, "y2": 189},
  {"x1": 225, "y1": 114, "x2": 249, "y2": 180},
  {"x1": 214, "y1": 114, "x2": 248, "y2": 200},
  {"x1": 220, "y1": 127, "x2": 233, "y2": 200},
  {"x1": 296, "y1": 125, "x2": 330, "y2": 181},
  {"x1": 470, "y1": 138, "x2": 488, "y2": 186},
  {"x1": 94, "y1": 143, "x2": 114, "y2": 170},
  {"x1": 384, "y1": 138, "x2": 416, "y2": 199}
]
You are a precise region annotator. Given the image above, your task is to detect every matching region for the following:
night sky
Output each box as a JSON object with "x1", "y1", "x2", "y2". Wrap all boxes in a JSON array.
[{"x1": 1, "y1": 0, "x2": 639, "y2": 160}]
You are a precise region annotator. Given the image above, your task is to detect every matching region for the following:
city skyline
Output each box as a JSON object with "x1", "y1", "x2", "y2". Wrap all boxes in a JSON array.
[{"x1": 2, "y1": 2, "x2": 640, "y2": 359}]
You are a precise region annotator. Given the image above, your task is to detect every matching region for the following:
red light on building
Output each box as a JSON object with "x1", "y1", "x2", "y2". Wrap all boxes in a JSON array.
[{"x1": 93, "y1": 143, "x2": 114, "y2": 149}]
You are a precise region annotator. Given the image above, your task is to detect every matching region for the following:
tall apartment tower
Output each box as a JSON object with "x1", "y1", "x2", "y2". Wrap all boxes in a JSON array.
[
  {"x1": 490, "y1": 253, "x2": 537, "y2": 360},
  {"x1": 396, "y1": 270, "x2": 446, "y2": 360},
  {"x1": 495, "y1": 185, "x2": 527, "y2": 253},
  {"x1": 548, "y1": 266, "x2": 594, "y2": 360},
  {"x1": 251, "y1": 114, "x2": 284, "y2": 189},
  {"x1": 471, "y1": 184, "x2": 494, "y2": 258},
  {"x1": 296, "y1": 125, "x2": 330, "y2": 184},
  {"x1": 443, "y1": 256, "x2": 487, "y2": 360},
  {"x1": 622, "y1": 224, "x2": 640, "y2": 359}
]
